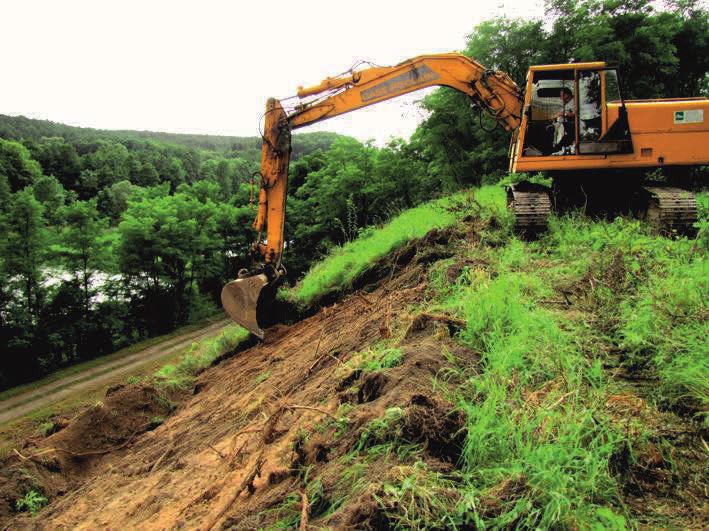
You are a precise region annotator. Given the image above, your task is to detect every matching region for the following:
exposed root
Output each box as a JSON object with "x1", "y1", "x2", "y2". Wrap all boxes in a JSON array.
[{"x1": 202, "y1": 451, "x2": 265, "y2": 531}]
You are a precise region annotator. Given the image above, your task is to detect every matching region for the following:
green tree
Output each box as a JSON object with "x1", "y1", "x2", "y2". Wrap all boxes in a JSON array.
[
  {"x1": 0, "y1": 174, "x2": 10, "y2": 215},
  {"x1": 82, "y1": 141, "x2": 131, "y2": 190},
  {"x1": 0, "y1": 139, "x2": 43, "y2": 191},
  {"x1": 213, "y1": 202, "x2": 254, "y2": 281},
  {"x1": 131, "y1": 160, "x2": 160, "y2": 187},
  {"x1": 2, "y1": 189, "x2": 47, "y2": 317},
  {"x1": 97, "y1": 179, "x2": 134, "y2": 222},
  {"x1": 29, "y1": 137, "x2": 81, "y2": 191},
  {"x1": 214, "y1": 159, "x2": 232, "y2": 199},
  {"x1": 33, "y1": 175, "x2": 66, "y2": 223},
  {"x1": 57, "y1": 199, "x2": 107, "y2": 316},
  {"x1": 544, "y1": 0, "x2": 708, "y2": 98},
  {"x1": 162, "y1": 156, "x2": 187, "y2": 190},
  {"x1": 118, "y1": 192, "x2": 220, "y2": 327}
]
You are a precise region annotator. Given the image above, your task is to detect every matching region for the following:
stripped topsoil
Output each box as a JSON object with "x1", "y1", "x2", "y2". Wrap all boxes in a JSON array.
[{"x1": 1, "y1": 218, "x2": 706, "y2": 529}]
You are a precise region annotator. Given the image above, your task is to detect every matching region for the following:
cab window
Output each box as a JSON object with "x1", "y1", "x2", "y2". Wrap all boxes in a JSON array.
[
  {"x1": 522, "y1": 69, "x2": 576, "y2": 156},
  {"x1": 605, "y1": 69, "x2": 621, "y2": 102},
  {"x1": 578, "y1": 70, "x2": 601, "y2": 142}
]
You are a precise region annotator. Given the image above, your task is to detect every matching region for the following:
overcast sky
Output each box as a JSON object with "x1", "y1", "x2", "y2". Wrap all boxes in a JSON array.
[{"x1": 0, "y1": 0, "x2": 544, "y2": 144}]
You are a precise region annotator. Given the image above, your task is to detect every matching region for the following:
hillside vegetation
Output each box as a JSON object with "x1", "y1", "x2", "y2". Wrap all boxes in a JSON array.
[
  {"x1": 1, "y1": 0, "x2": 707, "y2": 406},
  {"x1": 2, "y1": 186, "x2": 705, "y2": 528}
]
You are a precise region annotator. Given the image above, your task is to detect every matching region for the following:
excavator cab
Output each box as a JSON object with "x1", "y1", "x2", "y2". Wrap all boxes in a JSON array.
[
  {"x1": 509, "y1": 61, "x2": 705, "y2": 234},
  {"x1": 515, "y1": 63, "x2": 632, "y2": 160}
]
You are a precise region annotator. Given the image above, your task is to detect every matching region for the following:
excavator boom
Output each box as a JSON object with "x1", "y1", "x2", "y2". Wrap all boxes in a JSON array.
[{"x1": 222, "y1": 53, "x2": 523, "y2": 338}]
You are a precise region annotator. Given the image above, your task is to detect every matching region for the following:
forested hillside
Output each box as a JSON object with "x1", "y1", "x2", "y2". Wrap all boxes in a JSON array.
[
  {"x1": 1, "y1": 0, "x2": 706, "y2": 391},
  {"x1": 0, "y1": 114, "x2": 344, "y2": 162}
]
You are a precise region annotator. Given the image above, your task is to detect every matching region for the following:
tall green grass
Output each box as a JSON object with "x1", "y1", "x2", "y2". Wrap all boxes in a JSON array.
[
  {"x1": 619, "y1": 258, "x2": 708, "y2": 419},
  {"x1": 259, "y1": 185, "x2": 706, "y2": 528},
  {"x1": 290, "y1": 194, "x2": 469, "y2": 306},
  {"x1": 541, "y1": 214, "x2": 707, "y2": 423},
  {"x1": 440, "y1": 268, "x2": 625, "y2": 528}
]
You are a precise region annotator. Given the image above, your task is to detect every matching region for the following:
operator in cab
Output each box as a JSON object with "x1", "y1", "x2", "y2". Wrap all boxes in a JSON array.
[{"x1": 551, "y1": 86, "x2": 575, "y2": 155}]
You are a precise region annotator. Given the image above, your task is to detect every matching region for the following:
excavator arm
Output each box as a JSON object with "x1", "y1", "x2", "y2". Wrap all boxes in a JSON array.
[{"x1": 222, "y1": 53, "x2": 522, "y2": 338}]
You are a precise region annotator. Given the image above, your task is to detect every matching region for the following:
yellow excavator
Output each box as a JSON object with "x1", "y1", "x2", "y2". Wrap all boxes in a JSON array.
[{"x1": 222, "y1": 53, "x2": 708, "y2": 338}]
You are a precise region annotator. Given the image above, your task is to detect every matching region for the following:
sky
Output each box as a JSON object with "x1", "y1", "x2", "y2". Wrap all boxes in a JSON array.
[{"x1": 0, "y1": 0, "x2": 544, "y2": 144}]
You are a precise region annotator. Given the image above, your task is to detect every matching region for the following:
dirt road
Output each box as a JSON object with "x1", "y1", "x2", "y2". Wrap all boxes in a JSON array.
[{"x1": 0, "y1": 319, "x2": 232, "y2": 425}]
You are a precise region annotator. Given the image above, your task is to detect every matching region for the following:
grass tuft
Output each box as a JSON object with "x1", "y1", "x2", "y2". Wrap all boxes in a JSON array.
[
  {"x1": 153, "y1": 325, "x2": 248, "y2": 389},
  {"x1": 291, "y1": 194, "x2": 471, "y2": 306}
]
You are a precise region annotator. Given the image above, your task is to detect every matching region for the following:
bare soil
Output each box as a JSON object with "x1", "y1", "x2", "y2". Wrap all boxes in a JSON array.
[
  {"x1": 1, "y1": 220, "x2": 705, "y2": 529},
  {"x1": 0, "y1": 224, "x2": 474, "y2": 529}
]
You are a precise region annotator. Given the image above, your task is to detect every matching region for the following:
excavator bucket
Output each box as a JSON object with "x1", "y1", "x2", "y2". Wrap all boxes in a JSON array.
[{"x1": 221, "y1": 274, "x2": 270, "y2": 339}]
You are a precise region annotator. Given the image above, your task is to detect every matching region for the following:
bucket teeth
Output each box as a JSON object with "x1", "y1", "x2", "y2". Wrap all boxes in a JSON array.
[{"x1": 221, "y1": 274, "x2": 270, "y2": 339}]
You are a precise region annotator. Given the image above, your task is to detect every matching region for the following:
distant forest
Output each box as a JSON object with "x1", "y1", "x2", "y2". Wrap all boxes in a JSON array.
[
  {"x1": 1, "y1": 0, "x2": 706, "y2": 389},
  {"x1": 0, "y1": 114, "x2": 345, "y2": 162}
]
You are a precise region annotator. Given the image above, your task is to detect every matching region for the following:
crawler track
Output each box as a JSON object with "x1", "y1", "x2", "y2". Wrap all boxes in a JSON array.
[
  {"x1": 642, "y1": 186, "x2": 698, "y2": 235},
  {"x1": 507, "y1": 183, "x2": 552, "y2": 235}
]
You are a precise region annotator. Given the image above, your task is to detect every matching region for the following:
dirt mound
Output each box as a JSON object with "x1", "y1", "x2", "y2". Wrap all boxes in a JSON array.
[
  {"x1": 403, "y1": 394, "x2": 466, "y2": 462},
  {"x1": 0, "y1": 384, "x2": 173, "y2": 523},
  {"x1": 46, "y1": 384, "x2": 173, "y2": 466},
  {"x1": 0, "y1": 220, "x2": 480, "y2": 529}
]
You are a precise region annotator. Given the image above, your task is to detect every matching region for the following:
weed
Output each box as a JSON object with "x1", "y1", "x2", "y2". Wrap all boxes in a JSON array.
[
  {"x1": 148, "y1": 416, "x2": 165, "y2": 429},
  {"x1": 499, "y1": 171, "x2": 552, "y2": 189},
  {"x1": 15, "y1": 489, "x2": 48, "y2": 516},
  {"x1": 38, "y1": 421, "x2": 56, "y2": 437},
  {"x1": 356, "y1": 347, "x2": 402, "y2": 373},
  {"x1": 266, "y1": 477, "x2": 344, "y2": 528},
  {"x1": 356, "y1": 407, "x2": 405, "y2": 452},
  {"x1": 312, "y1": 403, "x2": 352, "y2": 439},
  {"x1": 374, "y1": 461, "x2": 461, "y2": 529}
]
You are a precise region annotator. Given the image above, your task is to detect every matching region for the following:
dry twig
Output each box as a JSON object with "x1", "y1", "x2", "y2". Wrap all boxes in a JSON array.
[
  {"x1": 150, "y1": 438, "x2": 175, "y2": 473},
  {"x1": 307, "y1": 325, "x2": 329, "y2": 374},
  {"x1": 207, "y1": 444, "x2": 226, "y2": 460},
  {"x1": 12, "y1": 449, "x2": 28, "y2": 461},
  {"x1": 547, "y1": 391, "x2": 575, "y2": 411},
  {"x1": 262, "y1": 406, "x2": 287, "y2": 444},
  {"x1": 286, "y1": 405, "x2": 339, "y2": 422},
  {"x1": 299, "y1": 490, "x2": 309, "y2": 530},
  {"x1": 202, "y1": 451, "x2": 265, "y2": 531}
]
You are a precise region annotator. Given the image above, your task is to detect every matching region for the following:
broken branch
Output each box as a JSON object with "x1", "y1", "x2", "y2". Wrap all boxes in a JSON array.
[
  {"x1": 202, "y1": 451, "x2": 265, "y2": 531},
  {"x1": 299, "y1": 490, "x2": 309, "y2": 530}
]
